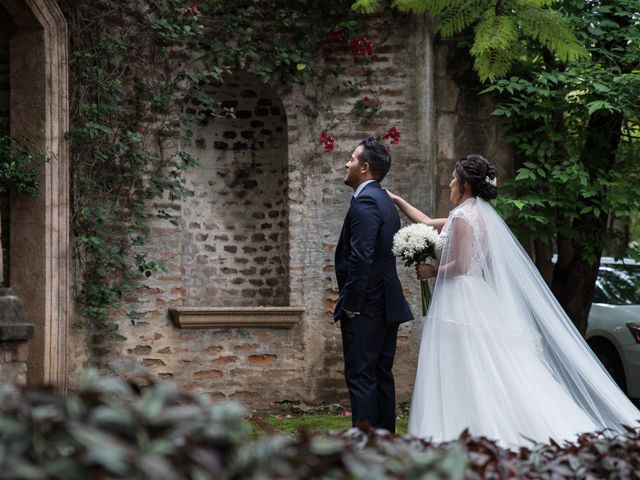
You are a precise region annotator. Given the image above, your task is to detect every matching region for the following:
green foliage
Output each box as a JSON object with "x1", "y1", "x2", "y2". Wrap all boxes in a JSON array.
[
  {"x1": 0, "y1": 134, "x2": 49, "y2": 196},
  {"x1": 0, "y1": 365, "x2": 252, "y2": 479},
  {"x1": 60, "y1": 0, "x2": 364, "y2": 327},
  {"x1": 484, "y1": 0, "x2": 640, "y2": 264},
  {"x1": 352, "y1": 0, "x2": 587, "y2": 81},
  {"x1": 0, "y1": 368, "x2": 639, "y2": 479},
  {"x1": 62, "y1": 0, "x2": 204, "y2": 326}
]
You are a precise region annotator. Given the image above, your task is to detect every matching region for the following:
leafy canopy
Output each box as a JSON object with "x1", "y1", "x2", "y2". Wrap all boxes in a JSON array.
[
  {"x1": 484, "y1": 0, "x2": 640, "y2": 262},
  {"x1": 352, "y1": 0, "x2": 587, "y2": 81}
]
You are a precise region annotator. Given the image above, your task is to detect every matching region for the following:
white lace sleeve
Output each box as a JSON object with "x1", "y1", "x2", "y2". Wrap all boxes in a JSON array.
[{"x1": 439, "y1": 202, "x2": 485, "y2": 277}]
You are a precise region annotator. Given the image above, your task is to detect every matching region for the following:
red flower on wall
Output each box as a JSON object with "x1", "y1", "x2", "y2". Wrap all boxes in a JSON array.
[
  {"x1": 348, "y1": 36, "x2": 374, "y2": 56},
  {"x1": 182, "y1": 4, "x2": 199, "y2": 18},
  {"x1": 319, "y1": 131, "x2": 336, "y2": 153},
  {"x1": 327, "y1": 29, "x2": 346, "y2": 44},
  {"x1": 382, "y1": 126, "x2": 401, "y2": 145}
]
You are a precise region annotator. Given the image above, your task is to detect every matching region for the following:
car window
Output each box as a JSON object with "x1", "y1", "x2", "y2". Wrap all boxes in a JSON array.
[{"x1": 594, "y1": 265, "x2": 640, "y2": 305}]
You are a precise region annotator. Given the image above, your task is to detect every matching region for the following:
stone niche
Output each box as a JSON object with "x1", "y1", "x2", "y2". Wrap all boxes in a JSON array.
[{"x1": 178, "y1": 71, "x2": 291, "y2": 310}]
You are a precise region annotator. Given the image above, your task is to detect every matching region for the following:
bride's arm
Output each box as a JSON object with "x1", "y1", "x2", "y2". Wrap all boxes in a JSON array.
[
  {"x1": 417, "y1": 217, "x2": 472, "y2": 279},
  {"x1": 387, "y1": 191, "x2": 447, "y2": 232}
]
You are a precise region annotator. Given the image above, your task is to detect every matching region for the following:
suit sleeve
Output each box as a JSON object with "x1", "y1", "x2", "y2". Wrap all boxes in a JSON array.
[{"x1": 342, "y1": 195, "x2": 381, "y2": 313}]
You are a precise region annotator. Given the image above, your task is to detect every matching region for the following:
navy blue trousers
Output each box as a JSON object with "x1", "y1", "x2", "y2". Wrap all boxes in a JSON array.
[{"x1": 340, "y1": 309, "x2": 399, "y2": 433}]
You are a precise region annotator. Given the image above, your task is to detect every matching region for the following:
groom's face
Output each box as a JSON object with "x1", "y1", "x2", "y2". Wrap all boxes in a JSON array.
[{"x1": 344, "y1": 145, "x2": 366, "y2": 189}]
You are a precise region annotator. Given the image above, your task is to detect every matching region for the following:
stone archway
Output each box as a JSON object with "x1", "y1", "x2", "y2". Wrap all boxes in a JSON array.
[{"x1": 0, "y1": 0, "x2": 69, "y2": 387}]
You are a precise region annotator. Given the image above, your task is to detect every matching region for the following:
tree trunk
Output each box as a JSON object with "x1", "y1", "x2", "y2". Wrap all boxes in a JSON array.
[
  {"x1": 552, "y1": 221, "x2": 604, "y2": 335},
  {"x1": 551, "y1": 106, "x2": 622, "y2": 334},
  {"x1": 533, "y1": 239, "x2": 553, "y2": 286}
]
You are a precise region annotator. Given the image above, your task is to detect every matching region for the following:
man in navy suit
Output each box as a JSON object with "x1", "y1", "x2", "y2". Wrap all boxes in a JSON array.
[{"x1": 334, "y1": 137, "x2": 413, "y2": 433}]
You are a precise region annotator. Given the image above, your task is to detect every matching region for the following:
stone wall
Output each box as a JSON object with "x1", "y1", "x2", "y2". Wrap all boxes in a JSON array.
[
  {"x1": 0, "y1": 340, "x2": 27, "y2": 384},
  {"x1": 181, "y1": 72, "x2": 290, "y2": 307},
  {"x1": 0, "y1": 289, "x2": 33, "y2": 386},
  {"x1": 67, "y1": 14, "x2": 432, "y2": 409},
  {"x1": 433, "y1": 38, "x2": 513, "y2": 216},
  {"x1": 0, "y1": 5, "x2": 9, "y2": 286},
  {"x1": 66, "y1": 15, "x2": 511, "y2": 410}
]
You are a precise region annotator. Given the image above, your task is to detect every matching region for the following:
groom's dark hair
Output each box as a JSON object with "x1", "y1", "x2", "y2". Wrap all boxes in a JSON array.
[{"x1": 357, "y1": 137, "x2": 391, "y2": 181}]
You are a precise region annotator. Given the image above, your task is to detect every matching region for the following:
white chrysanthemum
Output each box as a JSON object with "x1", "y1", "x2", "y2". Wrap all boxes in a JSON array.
[{"x1": 392, "y1": 223, "x2": 439, "y2": 265}]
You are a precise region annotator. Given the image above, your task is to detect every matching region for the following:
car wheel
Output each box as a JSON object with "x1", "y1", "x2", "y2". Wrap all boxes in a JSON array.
[{"x1": 590, "y1": 341, "x2": 627, "y2": 394}]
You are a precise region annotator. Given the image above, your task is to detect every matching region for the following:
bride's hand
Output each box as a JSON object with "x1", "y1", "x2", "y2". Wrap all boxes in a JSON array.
[
  {"x1": 416, "y1": 263, "x2": 437, "y2": 279},
  {"x1": 386, "y1": 190, "x2": 400, "y2": 205}
]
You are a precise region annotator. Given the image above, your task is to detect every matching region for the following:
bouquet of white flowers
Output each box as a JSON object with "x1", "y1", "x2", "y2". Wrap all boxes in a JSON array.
[{"x1": 392, "y1": 223, "x2": 439, "y2": 315}]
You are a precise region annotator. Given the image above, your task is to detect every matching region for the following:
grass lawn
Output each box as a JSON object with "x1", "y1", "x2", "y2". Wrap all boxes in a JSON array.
[{"x1": 252, "y1": 414, "x2": 409, "y2": 436}]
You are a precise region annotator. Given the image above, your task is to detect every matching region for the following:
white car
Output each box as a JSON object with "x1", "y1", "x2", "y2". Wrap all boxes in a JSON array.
[{"x1": 586, "y1": 257, "x2": 640, "y2": 403}]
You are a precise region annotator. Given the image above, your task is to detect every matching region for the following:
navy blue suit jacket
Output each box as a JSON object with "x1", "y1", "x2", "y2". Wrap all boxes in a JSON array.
[{"x1": 333, "y1": 181, "x2": 413, "y2": 323}]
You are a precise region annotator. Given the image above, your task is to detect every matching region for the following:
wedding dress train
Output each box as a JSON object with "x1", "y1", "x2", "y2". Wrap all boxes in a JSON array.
[{"x1": 408, "y1": 198, "x2": 639, "y2": 448}]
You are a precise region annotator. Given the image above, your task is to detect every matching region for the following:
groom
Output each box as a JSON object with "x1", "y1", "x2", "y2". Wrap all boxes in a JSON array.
[{"x1": 334, "y1": 137, "x2": 413, "y2": 433}]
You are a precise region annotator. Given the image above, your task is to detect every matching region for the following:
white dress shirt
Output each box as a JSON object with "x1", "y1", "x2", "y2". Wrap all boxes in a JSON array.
[{"x1": 353, "y1": 179, "x2": 376, "y2": 198}]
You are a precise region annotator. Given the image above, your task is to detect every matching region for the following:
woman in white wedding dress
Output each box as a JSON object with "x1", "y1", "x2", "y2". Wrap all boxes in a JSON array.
[{"x1": 389, "y1": 154, "x2": 640, "y2": 448}]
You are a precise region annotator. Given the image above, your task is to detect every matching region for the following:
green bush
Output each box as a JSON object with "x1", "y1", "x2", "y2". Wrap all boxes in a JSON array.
[{"x1": 0, "y1": 368, "x2": 638, "y2": 479}]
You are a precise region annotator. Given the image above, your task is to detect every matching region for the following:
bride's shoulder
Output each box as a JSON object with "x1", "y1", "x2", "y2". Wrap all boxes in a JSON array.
[{"x1": 451, "y1": 199, "x2": 477, "y2": 220}]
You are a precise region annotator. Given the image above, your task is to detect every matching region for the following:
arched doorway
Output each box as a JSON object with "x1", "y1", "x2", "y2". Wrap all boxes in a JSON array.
[{"x1": 0, "y1": 0, "x2": 70, "y2": 387}]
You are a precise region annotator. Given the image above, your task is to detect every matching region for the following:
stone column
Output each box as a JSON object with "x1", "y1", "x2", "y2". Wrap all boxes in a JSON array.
[
  {"x1": 0, "y1": 209, "x2": 3, "y2": 284},
  {"x1": 0, "y1": 288, "x2": 33, "y2": 385}
]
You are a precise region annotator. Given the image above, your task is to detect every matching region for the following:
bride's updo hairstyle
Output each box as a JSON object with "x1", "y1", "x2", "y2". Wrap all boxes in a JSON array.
[{"x1": 455, "y1": 154, "x2": 498, "y2": 201}]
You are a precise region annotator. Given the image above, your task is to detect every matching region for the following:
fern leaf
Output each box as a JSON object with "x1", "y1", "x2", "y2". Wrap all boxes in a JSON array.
[
  {"x1": 392, "y1": 0, "x2": 470, "y2": 15},
  {"x1": 471, "y1": 11, "x2": 519, "y2": 55},
  {"x1": 518, "y1": 0, "x2": 553, "y2": 7},
  {"x1": 473, "y1": 45, "x2": 515, "y2": 82},
  {"x1": 392, "y1": 0, "x2": 430, "y2": 14},
  {"x1": 518, "y1": 7, "x2": 588, "y2": 62},
  {"x1": 351, "y1": 0, "x2": 381, "y2": 13},
  {"x1": 437, "y1": 1, "x2": 489, "y2": 38}
]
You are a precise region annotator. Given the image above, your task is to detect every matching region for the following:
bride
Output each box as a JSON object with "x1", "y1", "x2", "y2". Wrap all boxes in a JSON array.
[{"x1": 389, "y1": 154, "x2": 640, "y2": 448}]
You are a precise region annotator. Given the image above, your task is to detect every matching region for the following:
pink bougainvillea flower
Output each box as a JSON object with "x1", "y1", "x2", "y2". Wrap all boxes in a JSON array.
[
  {"x1": 342, "y1": 410, "x2": 352, "y2": 417},
  {"x1": 182, "y1": 4, "x2": 199, "y2": 18},
  {"x1": 348, "y1": 36, "x2": 374, "y2": 56},
  {"x1": 319, "y1": 130, "x2": 336, "y2": 153},
  {"x1": 382, "y1": 126, "x2": 401, "y2": 145}
]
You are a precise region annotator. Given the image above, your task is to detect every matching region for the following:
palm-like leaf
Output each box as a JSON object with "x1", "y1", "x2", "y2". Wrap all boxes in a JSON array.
[
  {"x1": 352, "y1": 0, "x2": 588, "y2": 82},
  {"x1": 471, "y1": 12, "x2": 519, "y2": 81},
  {"x1": 518, "y1": 7, "x2": 588, "y2": 62},
  {"x1": 437, "y1": 1, "x2": 490, "y2": 37}
]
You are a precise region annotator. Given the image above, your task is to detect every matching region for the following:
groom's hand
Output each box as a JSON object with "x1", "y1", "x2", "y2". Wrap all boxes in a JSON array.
[{"x1": 345, "y1": 309, "x2": 359, "y2": 319}]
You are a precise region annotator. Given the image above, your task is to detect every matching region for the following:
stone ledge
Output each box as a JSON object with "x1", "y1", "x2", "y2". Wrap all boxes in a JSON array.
[
  {"x1": 169, "y1": 307, "x2": 304, "y2": 329},
  {"x1": 0, "y1": 323, "x2": 34, "y2": 342}
]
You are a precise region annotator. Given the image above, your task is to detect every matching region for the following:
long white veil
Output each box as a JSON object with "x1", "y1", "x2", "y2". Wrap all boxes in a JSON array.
[{"x1": 409, "y1": 197, "x2": 639, "y2": 445}]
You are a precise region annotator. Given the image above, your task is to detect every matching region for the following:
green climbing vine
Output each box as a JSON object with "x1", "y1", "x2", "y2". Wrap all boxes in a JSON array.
[
  {"x1": 0, "y1": 134, "x2": 48, "y2": 196},
  {"x1": 56, "y1": 0, "x2": 388, "y2": 327}
]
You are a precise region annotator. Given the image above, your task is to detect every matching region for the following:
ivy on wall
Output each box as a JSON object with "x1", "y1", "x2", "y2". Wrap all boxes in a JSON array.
[
  {"x1": 0, "y1": 134, "x2": 48, "y2": 196},
  {"x1": 55, "y1": 0, "x2": 393, "y2": 328}
]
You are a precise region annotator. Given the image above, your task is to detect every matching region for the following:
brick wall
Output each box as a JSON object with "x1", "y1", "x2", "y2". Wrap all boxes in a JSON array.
[
  {"x1": 0, "y1": 6, "x2": 10, "y2": 286},
  {"x1": 181, "y1": 72, "x2": 289, "y2": 307},
  {"x1": 0, "y1": 341, "x2": 27, "y2": 385},
  {"x1": 67, "y1": 15, "x2": 511, "y2": 410}
]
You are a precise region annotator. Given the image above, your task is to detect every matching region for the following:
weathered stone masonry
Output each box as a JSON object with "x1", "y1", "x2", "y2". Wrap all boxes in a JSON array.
[
  {"x1": 182, "y1": 72, "x2": 290, "y2": 307},
  {"x1": 66, "y1": 15, "x2": 511, "y2": 410},
  {"x1": 0, "y1": 5, "x2": 10, "y2": 286},
  {"x1": 67, "y1": 15, "x2": 431, "y2": 408}
]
